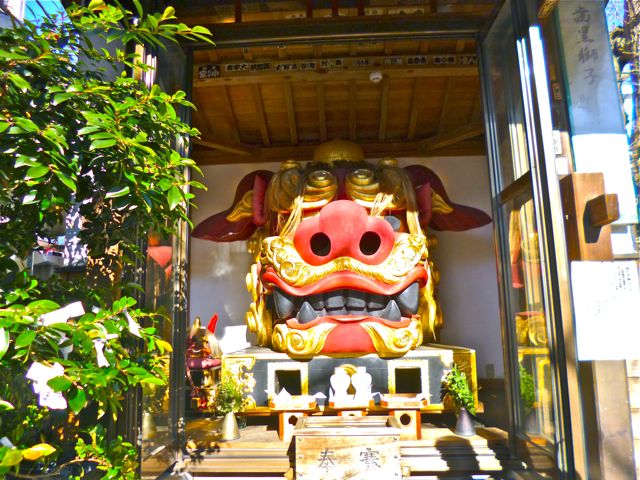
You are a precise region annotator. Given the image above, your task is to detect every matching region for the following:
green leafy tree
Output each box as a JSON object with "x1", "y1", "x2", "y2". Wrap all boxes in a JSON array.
[{"x1": 0, "y1": 1, "x2": 211, "y2": 477}]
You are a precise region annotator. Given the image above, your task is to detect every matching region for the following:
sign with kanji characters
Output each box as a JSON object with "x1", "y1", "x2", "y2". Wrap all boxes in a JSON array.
[
  {"x1": 294, "y1": 416, "x2": 401, "y2": 480},
  {"x1": 557, "y1": 1, "x2": 638, "y2": 225},
  {"x1": 571, "y1": 261, "x2": 640, "y2": 360}
]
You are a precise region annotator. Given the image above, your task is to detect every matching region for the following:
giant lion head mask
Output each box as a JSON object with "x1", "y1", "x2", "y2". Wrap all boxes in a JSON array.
[{"x1": 193, "y1": 140, "x2": 491, "y2": 358}]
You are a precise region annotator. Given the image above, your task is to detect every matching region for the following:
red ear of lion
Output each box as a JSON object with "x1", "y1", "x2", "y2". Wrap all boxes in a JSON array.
[
  {"x1": 405, "y1": 165, "x2": 492, "y2": 231},
  {"x1": 192, "y1": 170, "x2": 273, "y2": 242}
]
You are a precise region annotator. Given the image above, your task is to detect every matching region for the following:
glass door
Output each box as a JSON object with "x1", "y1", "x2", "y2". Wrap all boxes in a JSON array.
[
  {"x1": 139, "y1": 41, "x2": 191, "y2": 479},
  {"x1": 480, "y1": 1, "x2": 583, "y2": 477}
]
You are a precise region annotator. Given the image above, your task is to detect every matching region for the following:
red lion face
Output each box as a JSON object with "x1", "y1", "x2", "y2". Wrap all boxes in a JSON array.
[{"x1": 193, "y1": 141, "x2": 490, "y2": 358}]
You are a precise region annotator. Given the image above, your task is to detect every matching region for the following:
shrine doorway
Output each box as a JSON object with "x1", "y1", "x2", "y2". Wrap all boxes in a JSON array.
[{"x1": 140, "y1": 1, "x2": 637, "y2": 479}]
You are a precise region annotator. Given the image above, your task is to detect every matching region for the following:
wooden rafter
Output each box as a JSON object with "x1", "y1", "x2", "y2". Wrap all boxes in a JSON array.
[
  {"x1": 222, "y1": 85, "x2": 242, "y2": 144},
  {"x1": 470, "y1": 90, "x2": 484, "y2": 124},
  {"x1": 349, "y1": 81, "x2": 357, "y2": 141},
  {"x1": 193, "y1": 139, "x2": 486, "y2": 165},
  {"x1": 184, "y1": 12, "x2": 490, "y2": 49},
  {"x1": 252, "y1": 84, "x2": 271, "y2": 146},
  {"x1": 420, "y1": 124, "x2": 484, "y2": 151},
  {"x1": 192, "y1": 137, "x2": 257, "y2": 156},
  {"x1": 379, "y1": 77, "x2": 390, "y2": 141},
  {"x1": 284, "y1": 82, "x2": 298, "y2": 145},
  {"x1": 407, "y1": 78, "x2": 422, "y2": 141},
  {"x1": 317, "y1": 82, "x2": 327, "y2": 142},
  {"x1": 438, "y1": 77, "x2": 453, "y2": 133}
]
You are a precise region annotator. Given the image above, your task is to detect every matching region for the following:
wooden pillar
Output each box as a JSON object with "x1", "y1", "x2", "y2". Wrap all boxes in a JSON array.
[{"x1": 560, "y1": 172, "x2": 635, "y2": 480}]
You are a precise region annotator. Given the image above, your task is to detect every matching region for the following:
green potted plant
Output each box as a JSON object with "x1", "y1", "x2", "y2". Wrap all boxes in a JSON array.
[
  {"x1": 213, "y1": 374, "x2": 246, "y2": 441},
  {"x1": 519, "y1": 365, "x2": 536, "y2": 413},
  {"x1": 441, "y1": 364, "x2": 476, "y2": 436}
]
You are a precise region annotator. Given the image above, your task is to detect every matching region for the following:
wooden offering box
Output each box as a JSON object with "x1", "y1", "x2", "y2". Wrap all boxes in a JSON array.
[{"x1": 293, "y1": 416, "x2": 401, "y2": 480}]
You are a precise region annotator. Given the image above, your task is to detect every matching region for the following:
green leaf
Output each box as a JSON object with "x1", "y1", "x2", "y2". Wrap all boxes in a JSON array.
[
  {"x1": 47, "y1": 376, "x2": 72, "y2": 392},
  {"x1": 132, "y1": 0, "x2": 143, "y2": 17},
  {"x1": 90, "y1": 138, "x2": 117, "y2": 150},
  {"x1": 0, "y1": 400, "x2": 14, "y2": 411},
  {"x1": 22, "y1": 444, "x2": 56, "y2": 461},
  {"x1": 15, "y1": 330, "x2": 36, "y2": 348},
  {"x1": 140, "y1": 376, "x2": 165, "y2": 386},
  {"x1": 0, "y1": 328, "x2": 8, "y2": 360},
  {"x1": 68, "y1": 389, "x2": 87, "y2": 414},
  {"x1": 28, "y1": 299, "x2": 60, "y2": 310},
  {"x1": 52, "y1": 93, "x2": 72, "y2": 105},
  {"x1": 15, "y1": 155, "x2": 39, "y2": 168},
  {"x1": 124, "y1": 367, "x2": 149, "y2": 376},
  {"x1": 77, "y1": 125, "x2": 102, "y2": 135},
  {"x1": 0, "y1": 449, "x2": 22, "y2": 467},
  {"x1": 161, "y1": 6, "x2": 175, "y2": 20},
  {"x1": 87, "y1": 0, "x2": 105, "y2": 10},
  {"x1": 22, "y1": 192, "x2": 37, "y2": 204},
  {"x1": 0, "y1": 49, "x2": 29, "y2": 60},
  {"x1": 105, "y1": 186, "x2": 130, "y2": 199},
  {"x1": 14, "y1": 117, "x2": 38, "y2": 133},
  {"x1": 156, "y1": 339, "x2": 173, "y2": 353},
  {"x1": 25, "y1": 165, "x2": 49, "y2": 179},
  {"x1": 55, "y1": 171, "x2": 77, "y2": 192},
  {"x1": 8, "y1": 73, "x2": 30, "y2": 93},
  {"x1": 167, "y1": 186, "x2": 181, "y2": 210},
  {"x1": 191, "y1": 25, "x2": 211, "y2": 35},
  {"x1": 0, "y1": 122, "x2": 9, "y2": 133}
]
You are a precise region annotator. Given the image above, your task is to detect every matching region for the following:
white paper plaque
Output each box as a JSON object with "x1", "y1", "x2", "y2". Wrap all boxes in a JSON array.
[{"x1": 571, "y1": 261, "x2": 640, "y2": 360}]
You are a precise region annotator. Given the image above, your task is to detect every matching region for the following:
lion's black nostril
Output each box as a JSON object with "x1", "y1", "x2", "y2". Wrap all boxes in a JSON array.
[
  {"x1": 310, "y1": 232, "x2": 331, "y2": 256},
  {"x1": 359, "y1": 231, "x2": 381, "y2": 256}
]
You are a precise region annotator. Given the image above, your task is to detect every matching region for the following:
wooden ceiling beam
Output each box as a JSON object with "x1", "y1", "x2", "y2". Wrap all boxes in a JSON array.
[
  {"x1": 194, "y1": 65, "x2": 477, "y2": 87},
  {"x1": 252, "y1": 84, "x2": 271, "y2": 146},
  {"x1": 222, "y1": 85, "x2": 242, "y2": 144},
  {"x1": 378, "y1": 77, "x2": 390, "y2": 141},
  {"x1": 407, "y1": 78, "x2": 422, "y2": 141},
  {"x1": 284, "y1": 82, "x2": 298, "y2": 145},
  {"x1": 192, "y1": 137, "x2": 258, "y2": 156},
  {"x1": 471, "y1": 89, "x2": 484, "y2": 124},
  {"x1": 317, "y1": 82, "x2": 328, "y2": 142},
  {"x1": 421, "y1": 124, "x2": 485, "y2": 151},
  {"x1": 191, "y1": 14, "x2": 485, "y2": 49},
  {"x1": 438, "y1": 77, "x2": 453, "y2": 133},
  {"x1": 348, "y1": 81, "x2": 357, "y2": 141},
  {"x1": 193, "y1": 139, "x2": 486, "y2": 165}
]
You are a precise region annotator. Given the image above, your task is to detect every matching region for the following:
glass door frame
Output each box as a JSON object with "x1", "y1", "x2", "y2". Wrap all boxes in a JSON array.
[{"x1": 479, "y1": 0, "x2": 587, "y2": 477}]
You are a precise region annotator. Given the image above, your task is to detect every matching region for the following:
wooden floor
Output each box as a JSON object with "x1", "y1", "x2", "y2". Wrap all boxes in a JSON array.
[{"x1": 184, "y1": 416, "x2": 523, "y2": 479}]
